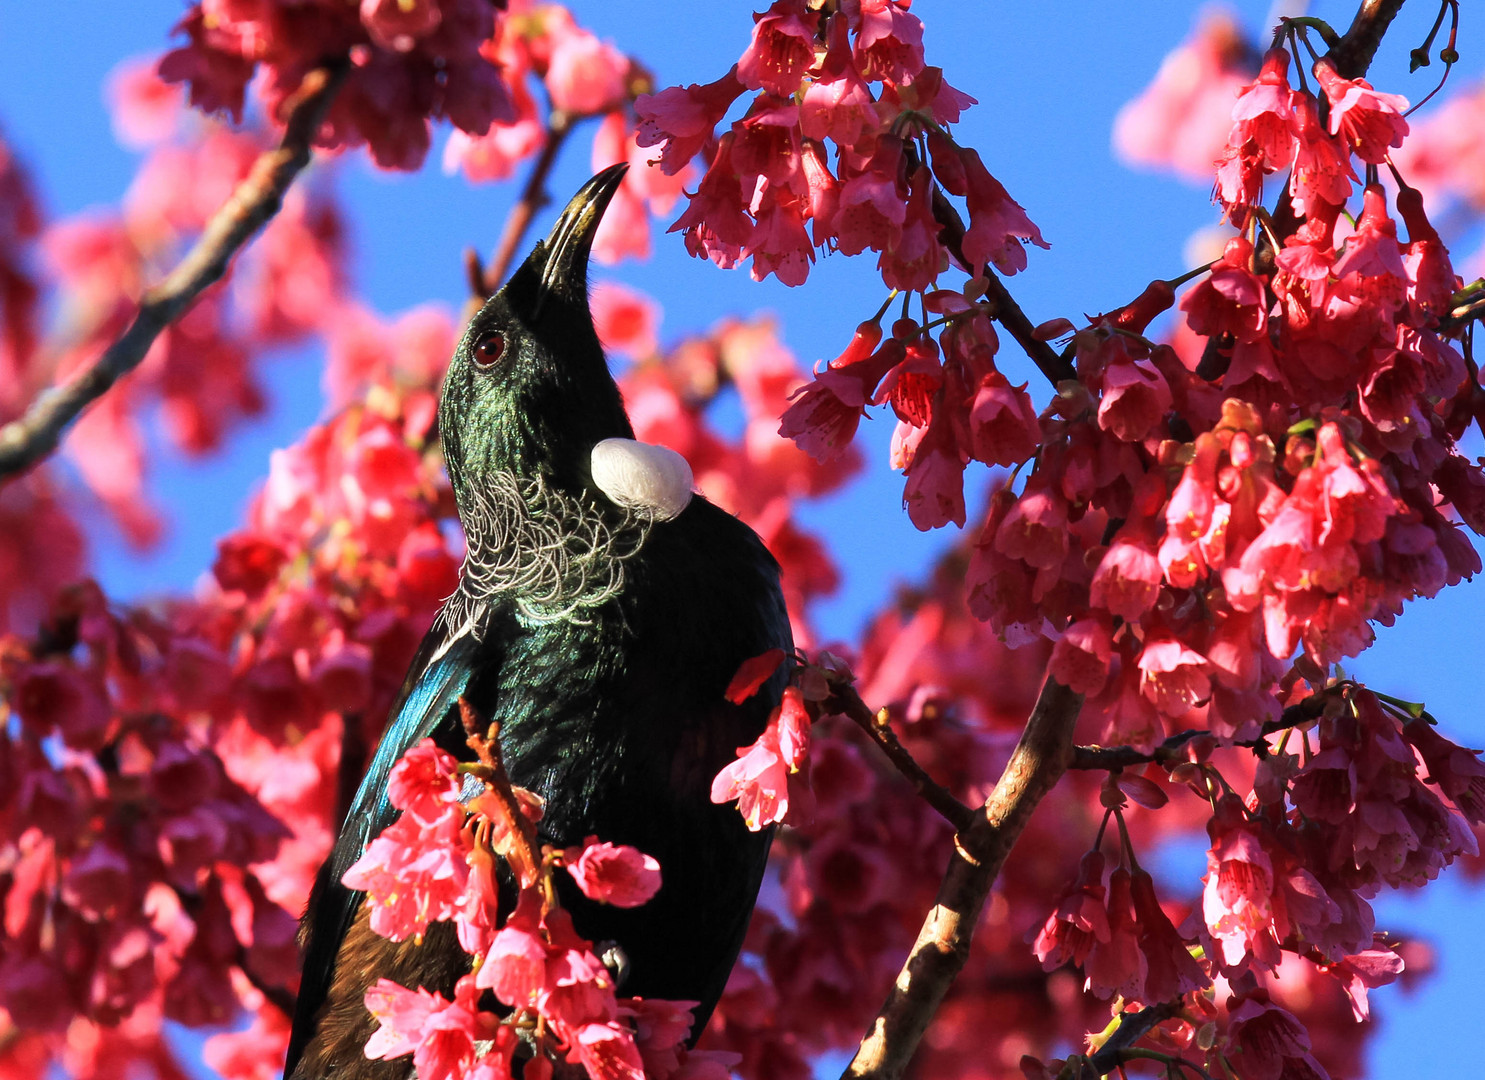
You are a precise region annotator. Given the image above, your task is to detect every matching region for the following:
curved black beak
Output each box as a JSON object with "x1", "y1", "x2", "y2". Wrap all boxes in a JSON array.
[{"x1": 523, "y1": 162, "x2": 629, "y2": 318}]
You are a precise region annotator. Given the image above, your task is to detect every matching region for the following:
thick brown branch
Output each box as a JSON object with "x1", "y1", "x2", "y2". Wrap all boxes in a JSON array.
[
  {"x1": 0, "y1": 60, "x2": 348, "y2": 482},
  {"x1": 1069, "y1": 692, "x2": 1331, "y2": 770},
  {"x1": 930, "y1": 188, "x2": 1076, "y2": 386},
  {"x1": 825, "y1": 682, "x2": 974, "y2": 832},
  {"x1": 842, "y1": 677, "x2": 1083, "y2": 1080},
  {"x1": 475, "y1": 111, "x2": 575, "y2": 299},
  {"x1": 1329, "y1": 0, "x2": 1409, "y2": 78}
]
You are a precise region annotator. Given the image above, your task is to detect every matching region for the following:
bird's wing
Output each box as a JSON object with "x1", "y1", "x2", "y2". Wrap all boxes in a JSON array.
[
  {"x1": 285, "y1": 614, "x2": 486, "y2": 1077},
  {"x1": 336, "y1": 616, "x2": 487, "y2": 877}
]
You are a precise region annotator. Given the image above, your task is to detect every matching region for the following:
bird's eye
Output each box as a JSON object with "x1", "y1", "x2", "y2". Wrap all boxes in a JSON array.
[{"x1": 473, "y1": 331, "x2": 505, "y2": 368}]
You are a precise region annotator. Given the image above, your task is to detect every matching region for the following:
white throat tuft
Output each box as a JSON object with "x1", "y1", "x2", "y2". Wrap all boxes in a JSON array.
[{"x1": 590, "y1": 438, "x2": 694, "y2": 521}]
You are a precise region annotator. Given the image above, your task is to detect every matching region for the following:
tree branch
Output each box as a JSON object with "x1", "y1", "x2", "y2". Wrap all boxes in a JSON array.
[
  {"x1": 471, "y1": 110, "x2": 576, "y2": 300},
  {"x1": 1068, "y1": 692, "x2": 1331, "y2": 770},
  {"x1": 841, "y1": 676, "x2": 1083, "y2": 1080},
  {"x1": 1329, "y1": 0, "x2": 1410, "y2": 79},
  {"x1": 1439, "y1": 276, "x2": 1485, "y2": 334},
  {"x1": 1084, "y1": 1001, "x2": 1185, "y2": 1075},
  {"x1": 458, "y1": 697, "x2": 547, "y2": 897},
  {"x1": 0, "y1": 59, "x2": 348, "y2": 482},
  {"x1": 825, "y1": 681, "x2": 974, "y2": 832},
  {"x1": 930, "y1": 188, "x2": 1076, "y2": 386}
]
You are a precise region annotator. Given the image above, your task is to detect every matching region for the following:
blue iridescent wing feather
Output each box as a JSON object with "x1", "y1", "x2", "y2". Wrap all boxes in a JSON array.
[{"x1": 283, "y1": 618, "x2": 485, "y2": 1078}]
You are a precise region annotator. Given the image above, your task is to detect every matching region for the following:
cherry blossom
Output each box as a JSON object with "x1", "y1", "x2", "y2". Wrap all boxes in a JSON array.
[{"x1": 563, "y1": 839, "x2": 663, "y2": 908}]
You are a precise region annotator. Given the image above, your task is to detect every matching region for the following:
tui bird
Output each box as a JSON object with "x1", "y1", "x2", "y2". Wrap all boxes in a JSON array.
[{"x1": 283, "y1": 163, "x2": 792, "y2": 1080}]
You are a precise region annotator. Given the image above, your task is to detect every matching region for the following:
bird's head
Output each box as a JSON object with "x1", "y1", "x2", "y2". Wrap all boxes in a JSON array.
[{"x1": 439, "y1": 164, "x2": 634, "y2": 505}]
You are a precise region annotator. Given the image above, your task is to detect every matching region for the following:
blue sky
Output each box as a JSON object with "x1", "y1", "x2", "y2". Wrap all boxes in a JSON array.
[{"x1": 1, "y1": 2, "x2": 1482, "y2": 1076}]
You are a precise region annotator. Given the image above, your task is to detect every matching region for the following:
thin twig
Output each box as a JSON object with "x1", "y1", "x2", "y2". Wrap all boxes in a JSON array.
[
  {"x1": 475, "y1": 111, "x2": 576, "y2": 299},
  {"x1": 458, "y1": 697, "x2": 545, "y2": 892},
  {"x1": 826, "y1": 681, "x2": 974, "y2": 832},
  {"x1": 1084, "y1": 1001, "x2": 1184, "y2": 1074},
  {"x1": 0, "y1": 59, "x2": 349, "y2": 482},
  {"x1": 1439, "y1": 277, "x2": 1485, "y2": 334},
  {"x1": 1117, "y1": 1049, "x2": 1215, "y2": 1080},
  {"x1": 930, "y1": 188, "x2": 1076, "y2": 386},
  {"x1": 982, "y1": 273, "x2": 1078, "y2": 383},
  {"x1": 1068, "y1": 692, "x2": 1331, "y2": 770},
  {"x1": 841, "y1": 676, "x2": 1084, "y2": 1080}
]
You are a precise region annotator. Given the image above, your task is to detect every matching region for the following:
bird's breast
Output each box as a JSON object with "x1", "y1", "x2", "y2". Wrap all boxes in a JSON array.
[
  {"x1": 446, "y1": 469, "x2": 650, "y2": 634},
  {"x1": 457, "y1": 490, "x2": 789, "y2": 832}
]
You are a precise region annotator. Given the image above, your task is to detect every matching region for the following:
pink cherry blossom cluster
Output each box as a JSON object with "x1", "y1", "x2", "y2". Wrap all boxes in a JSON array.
[
  {"x1": 0, "y1": 363, "x2": 467, "y2": 1076},
  {"x1": 711, "y1": 653, "x2": 812, "y2": 830},
  {"x1": 774, "y1": 35, "x2": 1484, "y2": 756},
  {"x1": 439, "y1": 4, "x2": 691, "y2": 268},
  {"x1": 699, "y1": 17, "x2": 1485, "y2": 1079},
  {"x1": 339, "y1": 736, "x2": 731, "y2": 1080},
  {"x1": 1213, "y1": 48, "x2": 1413, "y2": 227},
  {"x1": 1023, "y1": 684, "x2": 1472, "y2": 1077},
  {"x1": 443, "y1": 3, "x2": 629, "y2": 182},
  {"x1": 0, "y1": 137, "x2": 88, "y2": 633},
  {"x1": 0, "y1": 581, "x2": 297, "y2": 1038},
  {"x1": 0, "y1": 470, "x2": 85, "y2": 634},
  {"x1": 635, "y1": 0, "x2": 1045, "y2": 288},
  {"x1": 1112, "y1": 10, "x2": 1260, "y2": 183},
  {"x1": 161, "y1": 0, "x2": 512, "y2": 170},
  {"x1": 1116, "y1": 9, "x2": 1485, "y2": 281},
  {"x1": 779, "y1": 293, "x2": 1036, "y2": 532}
]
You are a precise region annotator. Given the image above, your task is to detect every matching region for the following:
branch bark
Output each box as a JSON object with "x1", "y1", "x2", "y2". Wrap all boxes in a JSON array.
[
  {"x1": 1084, "y1": 1001, "x2": 1184, "y2": 1075},
  {"x1": 826, "y1": 681, "x2": 974, "y2": 832},
  {"x1": 841, "y1": 676, "x2": 1083, "y2": 1080},
  {"x1": 1069, "y1": 692, "x2": 1331, "y2": 770},
  {"x1": 471, "y1": 110, "x2": 576, "y2": 300},
  {"x1": 1329, "y1": 0, "x2": 1409, "y2": 79},
  {"x1": 0, "y1": 60, "x2": 348, "y2": 482},
  {"x1": 930, "y1": 188, "x2": 1076, "y2": 386}
]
